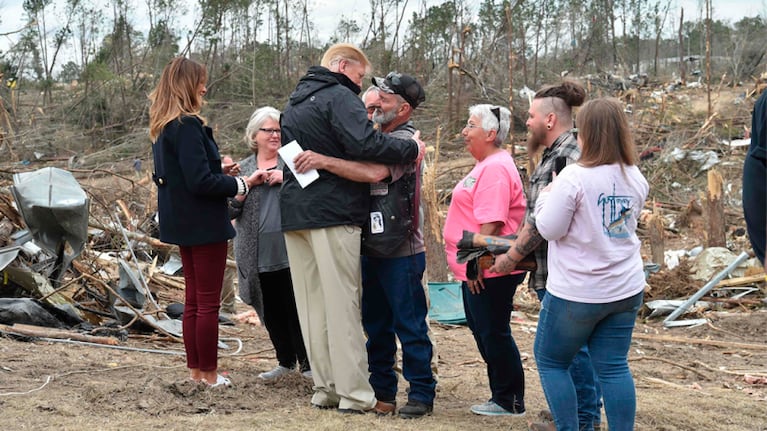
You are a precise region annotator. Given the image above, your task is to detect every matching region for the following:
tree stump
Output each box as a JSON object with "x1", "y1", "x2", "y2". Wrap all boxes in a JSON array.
[{"x1": 705, "y1": 169, "x2": 726, "y2": 247}]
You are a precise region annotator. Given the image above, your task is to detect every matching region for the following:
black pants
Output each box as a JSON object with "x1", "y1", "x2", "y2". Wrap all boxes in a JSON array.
[
  {"x1": 743, "y1": 154, "x2": 766, "y2": 265},
  {"x1": 462, "y1": 273, "x2": 527, "y2": 413},
  {"x1": 260, "y1": 268, "x2": 310, "y2": 371}
]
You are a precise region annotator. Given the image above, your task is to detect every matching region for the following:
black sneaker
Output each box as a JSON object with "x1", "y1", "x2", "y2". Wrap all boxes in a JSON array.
[{"x1": 398, "y1": 400, "x2": 433, "y2": 419}]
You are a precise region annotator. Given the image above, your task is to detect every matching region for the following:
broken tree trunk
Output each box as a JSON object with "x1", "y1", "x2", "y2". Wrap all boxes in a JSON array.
[
  {"x1": 648, "y1": 206, "x2": 665, "y2": 267},
  {"x1": 705, "y1": 169, "x2": 726, "y2": 247}
]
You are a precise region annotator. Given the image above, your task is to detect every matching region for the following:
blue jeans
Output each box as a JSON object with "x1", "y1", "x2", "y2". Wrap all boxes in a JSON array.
[
  {"x1": 534, "y1": 291, "x2": 643, "y2": 431},
  {"x1": 462, "y1": 273, "x2": 526, "y2": 413},
  {"x1": 361, "y1": 252, "x2": 436, "y2": 405},
  {"x1": 536, "y1": 289, "x2": 601, "y2": 430}
]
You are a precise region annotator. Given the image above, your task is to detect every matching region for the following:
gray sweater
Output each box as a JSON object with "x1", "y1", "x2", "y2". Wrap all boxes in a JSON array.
[{"x1": 227, "y1": 155, "x2": 266, "y2": 320}]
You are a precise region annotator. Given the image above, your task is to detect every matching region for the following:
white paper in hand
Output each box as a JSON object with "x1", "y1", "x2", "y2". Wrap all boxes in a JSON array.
[{"x1": 278, "y1": 140, "x2": 319, "y2": 188}]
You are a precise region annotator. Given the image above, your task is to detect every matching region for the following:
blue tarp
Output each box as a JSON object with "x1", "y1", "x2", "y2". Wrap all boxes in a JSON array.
[{"x1": 427, "y1": 282, "x2": 466, "y2": 324}]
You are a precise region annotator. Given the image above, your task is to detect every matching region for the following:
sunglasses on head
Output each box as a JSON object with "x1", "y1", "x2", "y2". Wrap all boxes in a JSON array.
[
  {"x1": 490, "y1": 107, "x2": 501, "y2": 124},
  {"x1": 386, "y1": 72, "x2": 402, "y2": 86}
]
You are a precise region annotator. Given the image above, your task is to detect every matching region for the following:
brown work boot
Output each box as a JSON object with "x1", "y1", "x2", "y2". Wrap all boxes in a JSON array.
[
  {"x1": 529, "y1": 422, "x2": 556, "y2": 431},
  {"x1": 398, "y1": 400, "x2": 433, "y2": 418},
  {"x1": 538, "y1": 409, "x2": 554, "y2": 422},
  {"x1": 371, "y1": 400, "x2": 396, "y2": 416}
]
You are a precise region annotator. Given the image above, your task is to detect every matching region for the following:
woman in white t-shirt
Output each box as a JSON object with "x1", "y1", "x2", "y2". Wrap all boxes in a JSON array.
[{"x1": 532, "y1": 97, "x2": 649, "y2": 431}]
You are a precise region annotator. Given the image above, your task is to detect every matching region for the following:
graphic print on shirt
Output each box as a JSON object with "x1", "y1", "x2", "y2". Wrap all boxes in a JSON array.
[
  {"x1": 462, "y1": 176, "x2": 477, "y2": 188},
  {"x1": 597, "y1": 184, "x2": 634, "y2": 238}
]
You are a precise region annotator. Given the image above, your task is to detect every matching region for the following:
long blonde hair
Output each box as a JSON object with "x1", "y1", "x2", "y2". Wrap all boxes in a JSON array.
[{"x1": 148, "y1": 57, "x2": 207, "y2": 142}]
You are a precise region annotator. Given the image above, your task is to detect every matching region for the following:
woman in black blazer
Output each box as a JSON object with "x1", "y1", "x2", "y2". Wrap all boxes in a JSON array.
[{"x1": 149, "y1": 57, "x2": 262, "y2": 387}]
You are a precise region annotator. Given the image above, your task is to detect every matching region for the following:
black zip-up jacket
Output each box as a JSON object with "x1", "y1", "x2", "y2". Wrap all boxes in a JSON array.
[{"x1": 280, "y1": 66, "x2": 419, "y2": 231}]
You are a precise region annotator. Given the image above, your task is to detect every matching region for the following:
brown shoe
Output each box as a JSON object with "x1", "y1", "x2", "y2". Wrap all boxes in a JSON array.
[
  {"x1": 529, "y1": 422, "x2": 556, "y2": 431},
  {"x1": 338, "y1": 400, "x2": 395, "y2": 415},
  {"x1": 538, "y1": 409, "x2": 554, "y2": 422},
  {"x1": 372, "y1": 400, "x2": 396, "y2": 416}
]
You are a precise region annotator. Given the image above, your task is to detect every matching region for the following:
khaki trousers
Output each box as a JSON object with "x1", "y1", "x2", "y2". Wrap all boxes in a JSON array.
[{"x1": 284, "y1": 226, "x2": 376, "y2": 411}]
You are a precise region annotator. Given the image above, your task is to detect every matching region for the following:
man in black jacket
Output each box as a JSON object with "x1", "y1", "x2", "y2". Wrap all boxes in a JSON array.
[
  {"x1": 280, "y1": 44, "x2": 424, "y2": 415},
  {"x1": 293, "y1": 73, "x2": 435, "y2": 419},
  {"x1": 743, "y1": 89, "x2": 766, "y2": 266}
]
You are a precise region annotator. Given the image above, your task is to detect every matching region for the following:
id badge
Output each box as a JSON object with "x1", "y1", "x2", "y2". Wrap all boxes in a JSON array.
[{"x1": 370, "y1": 211, "x2": 384, "y2": 234}]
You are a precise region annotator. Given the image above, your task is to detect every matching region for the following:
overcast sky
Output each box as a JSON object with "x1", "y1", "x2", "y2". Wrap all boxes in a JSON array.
[{"x1": 0, "y1": 0, "x2": 764, "y2": 61}]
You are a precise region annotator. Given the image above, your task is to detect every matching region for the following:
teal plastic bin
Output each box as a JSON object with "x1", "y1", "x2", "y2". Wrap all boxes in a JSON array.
[{"x1": 427, "y1": 282, "x2": 466, "y2": 324}]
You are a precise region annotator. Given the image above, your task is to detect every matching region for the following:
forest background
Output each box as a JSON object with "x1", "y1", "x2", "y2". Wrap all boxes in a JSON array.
[{"x1": 0, "y1": 0, "x2": 765, "y2": 280}]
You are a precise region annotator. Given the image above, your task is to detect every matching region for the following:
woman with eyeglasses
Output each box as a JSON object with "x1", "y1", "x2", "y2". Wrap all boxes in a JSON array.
[
  {"x1": 531, "y1": 98, "x2": 648, "y2": 431},
  {"x1": 443, "y1": 104, "x2": 528, "y2": 417},
  {"x1": 149, "y1": 57, "x2": 262, "y2": 387},
  {"x1": 229, "y1": 106, "x2": 311, "y2": 382}
]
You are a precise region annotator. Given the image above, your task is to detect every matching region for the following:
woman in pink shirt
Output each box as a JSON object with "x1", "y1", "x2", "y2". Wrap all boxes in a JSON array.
[
  {"x1": 532, "y1": 98, "x2": 648, "y2": 431},
  {"x1": 443, "y1": 104, "x2": 527, "y2": 416}
]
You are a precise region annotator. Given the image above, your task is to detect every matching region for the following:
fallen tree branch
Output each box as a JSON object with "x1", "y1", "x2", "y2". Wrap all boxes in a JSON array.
[
  {"x1": 633, "y1": 332, "x2": 767, "y2": 351},
  {"x1": 692, "y1": 360, "x2": 767, "y2": 378},
  {"x1": 639, "y1": 376, "x2": 712, "y2": 395},
  {"x1": 629, "y1": 355, "x2": 711, "y2": 380},
  {"x1": 76, "y1": 271, "x2": 182, "y2": 342},
  {"x1": 715, "y1": 274, "x2": 765, "y2": 288},
  {"x1": 0, "y1": 323, "x2": 118, "y2": 345},
  {"x1": 88, "y1": 221, "x2": 237, "y2": 268}
]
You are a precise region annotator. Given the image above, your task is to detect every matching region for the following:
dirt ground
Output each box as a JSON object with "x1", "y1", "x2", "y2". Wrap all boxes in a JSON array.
[
  {"x1": 1, "y1": 284, "x2": 765, "y2": 431},
  {"x1": 1, "y1": 82, "x2": 765, "y2": 430}
]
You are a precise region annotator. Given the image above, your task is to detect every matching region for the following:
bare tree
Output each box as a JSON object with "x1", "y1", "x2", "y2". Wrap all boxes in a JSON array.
[
  {"x1": 651, "y1": 0, "x2": 670, "y2": 75},
  {"x1": 678, "y1": 7, "x2": 686, "y2": 84},
  {"x1": 24, "y1": 0, "x2": 82, "y2": 104}
]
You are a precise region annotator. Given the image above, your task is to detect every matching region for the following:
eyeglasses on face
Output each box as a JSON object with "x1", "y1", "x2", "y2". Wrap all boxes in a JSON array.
[
  {"x1": 259, "y1": 128, "x2": 281, "y2": 135},
  {"x1": 464, "y1": 123, "x2": 482, "y2": 130}
]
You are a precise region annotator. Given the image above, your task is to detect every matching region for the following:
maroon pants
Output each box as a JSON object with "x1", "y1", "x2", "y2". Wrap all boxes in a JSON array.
[{"x1": 179, "y1": 241, "x2": 227, "y2": 371}]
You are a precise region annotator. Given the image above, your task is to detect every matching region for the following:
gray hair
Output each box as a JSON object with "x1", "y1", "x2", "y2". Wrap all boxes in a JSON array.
[
  {"x1": 244, "y1": 106, "x2": 280, "y2": 152},
  {"x1": 468, "y1": 104, "x2": 511, "y2": 147},
  {"x1": 361, "y1": 85, "x2": 379, "y2": 102}
]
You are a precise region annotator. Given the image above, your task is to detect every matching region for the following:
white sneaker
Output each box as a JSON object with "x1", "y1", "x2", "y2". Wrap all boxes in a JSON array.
[
  {"x1": 470, "y1": 400, "x2": 525, "y2": 416},
  {"x1": 301, "y1": 370, "x2": 313, "y2": 380},
  {"x1": 203, "y1": 374, "x2": 232, "y2": 388},
  {"x1": 258, "y1": 365, "x2": 292, "y2": 381}
]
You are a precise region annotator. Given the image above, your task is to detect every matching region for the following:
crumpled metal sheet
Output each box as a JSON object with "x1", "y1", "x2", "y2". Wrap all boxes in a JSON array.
[
  {"x1": 0, "y1": 246, "x2": 20, "y2": 272},
  {"x1": 10, "y1": 167, "x2": 89, "y2": 259}
]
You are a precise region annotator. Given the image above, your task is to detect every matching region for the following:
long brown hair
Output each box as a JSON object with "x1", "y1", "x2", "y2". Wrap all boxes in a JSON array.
[
  {"x1": 148, "y1": 57, "x2": 207, "y2": 142},
  {"x1": 576, "y1": 97, "x2": 636, "y2": 167}
]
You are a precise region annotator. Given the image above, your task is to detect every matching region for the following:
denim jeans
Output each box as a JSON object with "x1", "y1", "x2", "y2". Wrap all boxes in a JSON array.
[
  {"x1": 534, "y1": 291, "x2": 643, "y2": 431},
  {"x1": 462, "y1": 273, "x2": 527, "y2": 413},
  {"x1": 536, "y1": 289, "x2": 602, "y2": 430},
  {"x1": 361, "y1": 252, "x2": 436, "y2": 405}
]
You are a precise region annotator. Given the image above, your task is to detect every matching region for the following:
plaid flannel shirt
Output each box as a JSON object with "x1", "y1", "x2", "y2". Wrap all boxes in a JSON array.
[{"x1": 525, "y1": 131, "x2": 581, "y2": 291}]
